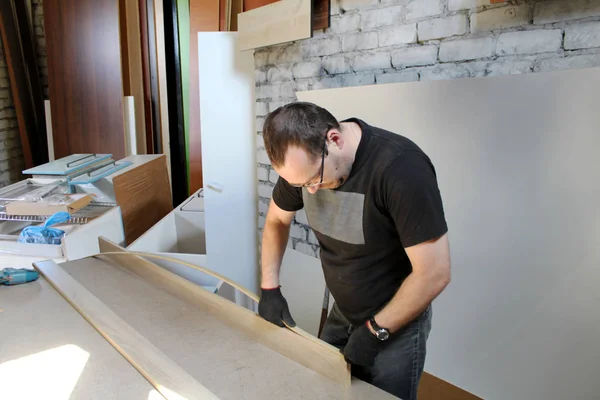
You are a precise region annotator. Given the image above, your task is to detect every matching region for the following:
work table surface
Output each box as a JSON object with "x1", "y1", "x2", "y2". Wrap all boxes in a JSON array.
[{"x1": 0, "y1": 256, "x2": 398, "y2": 400}]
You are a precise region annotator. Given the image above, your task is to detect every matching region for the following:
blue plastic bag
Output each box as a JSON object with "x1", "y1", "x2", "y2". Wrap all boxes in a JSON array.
[{"x1": 18, "y1": 212, "x2": 71, "y2": 245}]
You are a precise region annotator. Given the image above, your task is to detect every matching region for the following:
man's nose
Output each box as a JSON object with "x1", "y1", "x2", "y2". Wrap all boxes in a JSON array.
[{"x1": 307, "y1": 186, "x2": 319, "y2": 194}]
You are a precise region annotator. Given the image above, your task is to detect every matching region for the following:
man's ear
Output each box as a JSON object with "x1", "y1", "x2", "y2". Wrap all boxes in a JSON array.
[{"x1": 327, "y1": 128, "x2": 344, "y2": 149}]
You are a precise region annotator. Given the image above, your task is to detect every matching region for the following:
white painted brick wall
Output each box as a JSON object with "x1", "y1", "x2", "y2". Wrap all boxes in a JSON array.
[
  {"x1": 418, "y1": 14, "x2": 468, "y2": 41},
  {"x1": 439, "y1": 37, "x2": 494, "y2": 62},
  {"x1": 330, "y1": 13, "x2": 360, "y2": 35},
  {"x1": 448, "y1": 0, "x2": 488, "y2": 11},
  {"x1": 257, "y1": 167, "x2": 268, "y2": 181},
  {"x1": 391, "y1": 45, "x2": 438, "y2": 68},
  {"x1": 361, "y1": 6, "x2": 403, "y2": 31},
  {"x1": 376, "y1": 70, "x2": 419, "y2": 84},
  {"x1": 352, "y1": 51, "x2": 391, "y2": 71},
  {"x1": 292, "y1": 60, "x2": 322, "y2": 79},
  {"x1": 267, "y1": 65, "x2": 293, "y2": 82},
  {"x1": 342, "y1": 72, "x2": 375, "y2": 86},
  {"x1": 534, "y1": 0, "x2": 600, "y2": 25},
  {"x1": 470, "y1": 5, "x2": 530, "y2": 34},
  {"x1": 565, "y1": 21, "x2": 600, "y2": 50},
  {"x1": 405, "y1": 0, "x2": 443, "y2": 21},
  {"x1": 497, "y1": 30, "x2": 562, "y2": 56},
  {"x1": 254, "y1": 0, "x2": 600, "y2": 258},
  {"x1": 342, "y1": 31, "x2": 378, "y2": 52},
  {"x1": 378, "y1": 24, "x2": 417, "y2": 47},
  {"x1": 322, "y1": 55, "x2": 351, "y2": 74}
]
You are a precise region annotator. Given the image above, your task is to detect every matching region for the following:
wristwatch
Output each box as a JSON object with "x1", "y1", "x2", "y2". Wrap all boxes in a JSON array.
[{"x1": 368, "y1": 317, "x2": 390, "y2": 341}]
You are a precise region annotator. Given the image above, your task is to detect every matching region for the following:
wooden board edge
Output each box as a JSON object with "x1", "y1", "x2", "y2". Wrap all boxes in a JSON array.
[
  {"x1": 97, "y1": 236, "x2": 332, "y2": 351},
  {"x1": 237, "y1": 0, "x2": 312, "y2": 51},
  {"x1": 97, "y1": 237, "x2": 352, "y2": 387},
  {"x1": 32, "y1": 259, "x2": 220, "y2": 400},
  {"x1": 419, "y1": 372, "x2": 484, "y2": 400}
]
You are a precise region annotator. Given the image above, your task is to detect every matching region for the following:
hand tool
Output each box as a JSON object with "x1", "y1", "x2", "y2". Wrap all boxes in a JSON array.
[{"x1": 0, "y1": 268, "x2": 40, "y2": 286}]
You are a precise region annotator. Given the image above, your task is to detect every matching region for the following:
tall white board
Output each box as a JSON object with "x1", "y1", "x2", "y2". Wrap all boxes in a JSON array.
[
  {"x1": 198, "y1": 33, "x2": 259, "y2": 304},
  {"x1": 298, "y1": 67, "x2": 600, "y2": 400}
]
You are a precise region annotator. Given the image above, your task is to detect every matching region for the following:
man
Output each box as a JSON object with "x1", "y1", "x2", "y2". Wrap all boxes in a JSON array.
[{"x1": 258, "y1": 101, "x2": 451, "y2": 400}]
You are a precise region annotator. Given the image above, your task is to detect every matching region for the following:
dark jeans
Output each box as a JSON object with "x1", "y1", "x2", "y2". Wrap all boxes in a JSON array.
[{"x1": 320, "y1": 303, "x2": 432, "y2": 400}]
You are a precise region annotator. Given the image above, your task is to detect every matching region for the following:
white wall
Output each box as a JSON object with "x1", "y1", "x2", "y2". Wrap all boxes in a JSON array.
[{"x1": 297, "y1": 67, "x2": 600, "y2": 400}]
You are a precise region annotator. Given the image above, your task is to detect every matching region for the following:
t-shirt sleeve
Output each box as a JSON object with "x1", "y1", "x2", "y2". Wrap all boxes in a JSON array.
[
  {"x1": 381, "y1": 154, "x2": 448, "y2": 248},
  {"x1": 272, "y1": 176, "x2": 304, "y2": 212}
]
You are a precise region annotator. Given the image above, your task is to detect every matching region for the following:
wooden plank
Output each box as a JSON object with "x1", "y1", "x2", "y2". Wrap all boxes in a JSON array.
[
  {"x1": 313, "y1": 0, "x2": 330, "y2": 30},
  {"x1": 138, "y1": 0, "x2": 156, "y2": 154},
  {"x1": 153, "y1": 0, "x2": 172, "y2": 181},
  {"x1": 230, "y1": 0, "x2": 243, "y2": 30},
  {"x1": 237, "y1": 0, "x2": 312, "y2": 51},
  {"x1": 0, "y1": 0, "x2": 48, "y2": 168},
  {"x1": 146, "y1": 0, "x2": 163, "y2": 154},
  {"x1": 112, "y1": 155, "x2": 172, "y2": 245},
  {"x1": 124, "y1": 0, "x2": 148, "y2": 154},
  {"x1": 188, "y1": 0, "x2": 219, "y2": 193},
  {"x1": 43, "y1": 0, "x2": 126, "y2": 159},
  {"x1": 44, "y1": 100, "x2": 54, "y2": 161},
  {"x1": 96, "y1": 242, "x2": 332, "y2": 348},
  {"x1": 33, "y1": 259, "x2": 220, "y2": 400},
  {"x1": 98, "y1": 237, "x2": 352, "y2": 387},
  {"x1": 418, "y1": 372, "x2": 483, "y2": 400}
]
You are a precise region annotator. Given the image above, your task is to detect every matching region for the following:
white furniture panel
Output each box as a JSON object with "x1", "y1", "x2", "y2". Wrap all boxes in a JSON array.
[
  {"x1": 297, "y1": 67, "x2": 600, "y2": 400},
  {"x1": 198, "y1": 32, "x2": 258, "y2": 307}
]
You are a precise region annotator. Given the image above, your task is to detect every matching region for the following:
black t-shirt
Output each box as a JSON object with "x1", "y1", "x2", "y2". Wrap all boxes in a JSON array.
[{"x1": 272, "y1": 118, "x2": 448, "y2": 325}]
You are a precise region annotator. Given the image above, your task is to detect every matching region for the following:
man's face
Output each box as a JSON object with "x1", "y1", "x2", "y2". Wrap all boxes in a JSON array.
[{"x1": 275, "y1": 145, "x2": 350, "y2": 194}]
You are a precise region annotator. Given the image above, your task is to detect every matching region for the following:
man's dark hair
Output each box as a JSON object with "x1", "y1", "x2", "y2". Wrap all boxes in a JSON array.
[{"x1": 263, "y1": 102, "x2": 340, "y2": 167}]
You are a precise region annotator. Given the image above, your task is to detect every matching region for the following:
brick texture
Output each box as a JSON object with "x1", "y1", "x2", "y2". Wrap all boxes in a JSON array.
[
  {"x1": 565, "y1": 21, "x2": 600, "y2": 50},
  {"x1": 254, "y1": 0, "x2": 600, "y2": 258},
  {"x1": 496, "y1": 30, "x2": 562, "y2": 56}
]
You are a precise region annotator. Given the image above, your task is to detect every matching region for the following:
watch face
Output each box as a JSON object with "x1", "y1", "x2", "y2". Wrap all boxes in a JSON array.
[{"x1": 377, "y1": 329, "x2": 390, "y2": 341}]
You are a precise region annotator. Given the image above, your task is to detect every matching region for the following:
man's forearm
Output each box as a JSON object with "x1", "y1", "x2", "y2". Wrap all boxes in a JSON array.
[
  {"x1": 260, "y1": 219, "x2": 291, "y2": 288},
  {"x1": 373, "y1": 270, "x2": 449, "y2": 333}
]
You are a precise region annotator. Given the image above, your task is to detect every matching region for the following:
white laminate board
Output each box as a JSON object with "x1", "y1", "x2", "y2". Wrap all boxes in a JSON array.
[
  {"x1": 60, "y1": 256, "x2": 396, "y2": 400},
  {"x1": 198, "y1": 32, "x2": 259, "y2": 299},
  {"x1": 297, "y1": 67, "x2": 600, "y2": 400},
  {"x1": 279, "y1": 248, "x2": 328, "y2": 338},
  {"x1": 0, "y1": 278, "x2": 161, "y2": 399}
]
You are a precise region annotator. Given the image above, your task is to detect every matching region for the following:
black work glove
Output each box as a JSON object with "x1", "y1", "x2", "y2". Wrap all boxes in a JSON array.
[
  {"x1": 342, "y1": 323, "x2": 385, "y2": 367},
  {"x1": 258, "y1": 286, "x2": 296, "y2": 328}
]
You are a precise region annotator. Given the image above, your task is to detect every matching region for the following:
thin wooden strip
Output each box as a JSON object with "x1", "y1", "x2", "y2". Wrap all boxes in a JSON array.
[
  {"x1": 154, "y1": 0, "x2": 172, "y2": 181},
  {"x1": 237, "y1": 0, "x2": 312, "y2": 51},
  {"x1": 124, "y1": 0, "x2": 148, "y2": 154},
  {"x1": 32, "y1": 259, "x2": 220, "y2": 400},
  {"x1": 98, "y1": 237, "x2": 352, "y2": 387},
  {"x1": 229, "y1": 0, "x2": 243, "y2": 31},
  {"x1": 138, "y1": 0, "x2": 155, "y2": 154},
  {"x1": 97, "y1": 240, "x2": 335, "y2": 351}
]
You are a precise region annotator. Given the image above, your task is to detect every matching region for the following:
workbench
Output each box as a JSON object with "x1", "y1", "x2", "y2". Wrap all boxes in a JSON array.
[{"x1": 0, "y1": 254, "x2": 398, "y2": 399}]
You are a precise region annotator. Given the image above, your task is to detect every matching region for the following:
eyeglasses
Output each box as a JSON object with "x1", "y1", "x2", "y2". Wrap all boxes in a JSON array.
[{"x1": 290, "y1": 135, "x2": 327, "y2": 188}]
